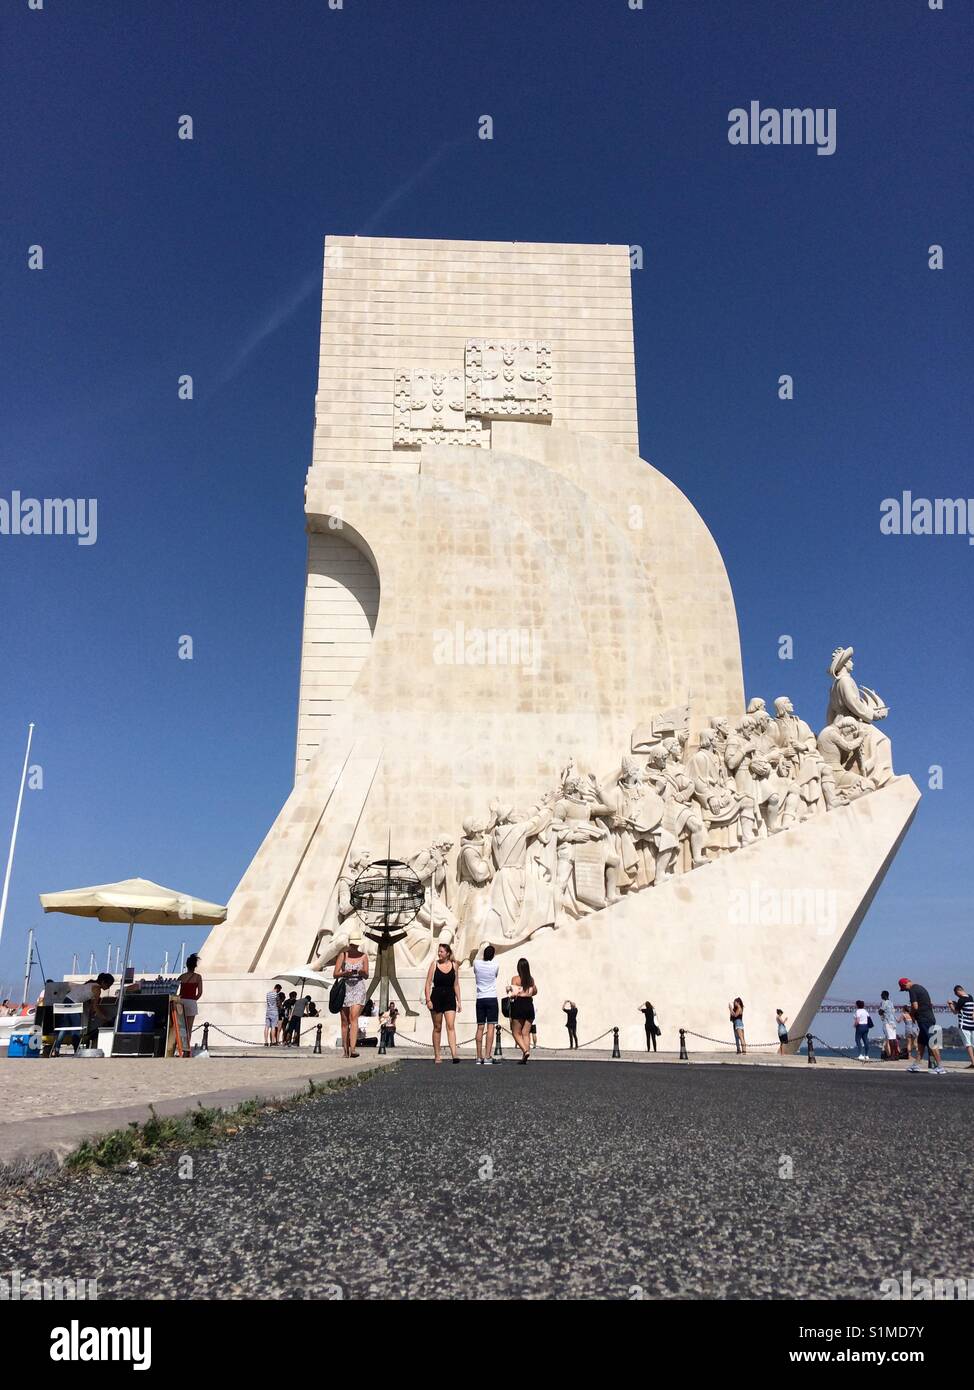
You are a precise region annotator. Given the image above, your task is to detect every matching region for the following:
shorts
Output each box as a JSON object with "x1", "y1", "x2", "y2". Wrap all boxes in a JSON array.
[
  {"x1": 733, "y1": 1019, "x2": 744, "y2": 1030},
  {"x1": 961, "y1": 1026, "x2": 974, "y2": 1049},
  {"x1": 181, "y1": 999, "x2": 198, "y2": 1017},
  {"x1": 476, "y1": 997, "x2": 499, "y2": 1025},
  {"x1": 883, "y1": 1022, "x2": 897, "y2": 1041},
  {"x1": 430, "y1": 988, "x2": 456, "y2": 1014},
  {"x1": 918, "y1": 1022, "x2": 942, "y2": 1051},
  {"x1": 510, "y1": 997, "x2": 535, "y2": 1024},
  {"x1": 264, "y1": 1011, "x2": 277, "y2": 1028}
]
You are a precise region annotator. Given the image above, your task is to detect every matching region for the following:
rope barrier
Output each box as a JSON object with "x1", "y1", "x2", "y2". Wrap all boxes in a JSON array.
[
  {"x1": 400, "y1": 1023, "x2": 618, "y2": 1052},
  {"x1": 682, "y1": 1028, "x2": 782, "y2": 1050},
  {"x1": 204, "y1": 1022, "x2": 264, "y2": 1047},
  {"x1": 808, "y1": 1033, "x2": 900, "y2": 1057}
]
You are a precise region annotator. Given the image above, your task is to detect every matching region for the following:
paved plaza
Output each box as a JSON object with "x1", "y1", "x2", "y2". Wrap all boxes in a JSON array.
[{"x1": 1, "y1": 1059, "x2": 969, "y2": 1300}]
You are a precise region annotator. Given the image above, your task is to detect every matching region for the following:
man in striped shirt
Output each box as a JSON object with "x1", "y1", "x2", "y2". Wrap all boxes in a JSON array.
[{"x1": 949, "y1": 985, "x2": 974, "y2": 1069}]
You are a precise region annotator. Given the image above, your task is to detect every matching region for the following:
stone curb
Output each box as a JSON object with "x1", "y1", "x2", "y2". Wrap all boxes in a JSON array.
[{"x1": 0, "y1": 1056, "x2": 397, "y2": 1192}]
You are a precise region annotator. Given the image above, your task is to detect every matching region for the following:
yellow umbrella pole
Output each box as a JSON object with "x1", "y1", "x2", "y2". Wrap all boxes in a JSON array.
[{"x1": 110, "y1": 915, "x2": 136, "y2": 1053}]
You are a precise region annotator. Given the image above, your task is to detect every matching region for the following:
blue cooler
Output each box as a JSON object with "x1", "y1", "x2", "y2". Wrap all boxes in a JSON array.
[
  {"x1": 118, "y1": 1010, "x2": 155, "y2": 1035},
  {"x1": 7, "y1": 1030, "x2": 40, "y2": 1057}
]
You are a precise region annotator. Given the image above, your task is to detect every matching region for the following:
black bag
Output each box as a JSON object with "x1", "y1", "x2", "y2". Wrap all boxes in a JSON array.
[
  {"x1": 866, "y1": 1014, "x2": 874, "y2": 1029},
  {"x1": 501, "y1": 996, "x2": 511, "y2": 1018},
  {"x1": 329, "y1": 978, "x2": 346, "y2": 1014}
]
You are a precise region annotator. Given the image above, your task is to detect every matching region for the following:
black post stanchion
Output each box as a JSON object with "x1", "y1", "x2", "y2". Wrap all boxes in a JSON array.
[
  {"x1": 378, "y1": 1025, "x2": 387, "y2": 1055},
  {"x1": 679, "y1": 1028, "x2": 688, "y2": 1061},
  {"x1": 493, "y1": 1025, "x2": 503, "y2": 1060},
  {"x1": 611, "y1": 1026, "x2": 621, "y2": 1059},
  {"x1": 200, "y1": 1022, "x2": 209, "y2": 1053},
  {"x1": 313, "y1": 1023, "x2": 322, "y2": 1055},
  {"x1": 806, "y1": 1033, "x2": 816, "y2": 1064}
]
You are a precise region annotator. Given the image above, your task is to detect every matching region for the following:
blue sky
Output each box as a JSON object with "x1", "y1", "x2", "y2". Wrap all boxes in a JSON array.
[{"x1": 1, "y1": 0, "x2": 971, "y2": 1034}]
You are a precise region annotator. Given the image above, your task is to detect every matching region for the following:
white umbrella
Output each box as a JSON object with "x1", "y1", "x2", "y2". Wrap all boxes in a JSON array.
[
  {"x1": 273, "y1": 967, "x2": 334, "y2": 990},
  {"x1": 39, "y1": 877, "x2": 226, "y2": 1050}
]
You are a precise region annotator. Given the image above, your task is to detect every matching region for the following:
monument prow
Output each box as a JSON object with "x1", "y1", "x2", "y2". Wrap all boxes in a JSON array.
[{"x1": 200, "y1": 236, "x2": 917, "y2": 1049}]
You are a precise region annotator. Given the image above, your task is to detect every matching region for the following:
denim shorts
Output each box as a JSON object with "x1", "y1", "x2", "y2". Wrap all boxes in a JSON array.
[{"x1": 476, "y1": 997, "x2": 499, "y2": 1025}]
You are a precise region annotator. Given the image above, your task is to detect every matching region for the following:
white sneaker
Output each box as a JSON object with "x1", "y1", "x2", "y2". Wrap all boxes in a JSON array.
[
  {"x1": 932, "y1": 1066, "x2": 947, "y2": 1075},
  {"x1": 476, "y1": 1058, "x2": 484, "y2": 1066},
  {"x1": 906, "y1": 1063, "x2": 922, "y2": 1073},
  {"x1": 485, "y1": 1057, "x2": 494, "y2": 1065},
  {"x1": 862, "y1": 1055, "x2": 871, "y2": 1062}
]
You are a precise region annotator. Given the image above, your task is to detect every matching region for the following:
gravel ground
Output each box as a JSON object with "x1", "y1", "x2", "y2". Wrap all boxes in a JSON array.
[{"x1": 1, "y1": 1058, "x2": 969, "y2": 1301}]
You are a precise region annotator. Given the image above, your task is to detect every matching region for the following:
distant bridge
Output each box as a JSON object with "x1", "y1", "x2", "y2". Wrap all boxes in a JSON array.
[{"x1": 819, "y1": 1001, "x2": 952, "y2": 1014}]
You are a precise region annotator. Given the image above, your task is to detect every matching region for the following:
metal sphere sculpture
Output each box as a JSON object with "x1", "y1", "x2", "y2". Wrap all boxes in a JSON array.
[{"x1": 349, "y1": 859, "x2": 424, "y2": 945}]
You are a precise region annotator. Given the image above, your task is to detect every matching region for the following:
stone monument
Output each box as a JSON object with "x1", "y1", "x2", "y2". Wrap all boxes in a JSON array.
[{"x1": 201, "y1": 236, "x2": 919, "y2": 1051}]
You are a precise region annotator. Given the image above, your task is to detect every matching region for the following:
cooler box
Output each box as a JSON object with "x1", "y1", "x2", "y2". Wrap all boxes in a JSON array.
[
  {"x1": 118, "y1": 1011, "x2": 155, "y2": 1035},
  {"x1": 7, "y1": 1030, "x2": 40, "y2": 1057}
]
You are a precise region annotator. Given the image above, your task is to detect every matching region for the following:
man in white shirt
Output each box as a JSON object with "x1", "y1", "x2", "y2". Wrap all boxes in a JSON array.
[{"x1": 473, "y1": 944, "x2": 500, "y2": 1065}]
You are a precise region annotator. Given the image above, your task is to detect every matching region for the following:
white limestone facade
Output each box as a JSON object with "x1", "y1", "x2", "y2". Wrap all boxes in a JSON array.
[{"x1": 201, "y1": 235, "x2": 918, "y2": 1052}]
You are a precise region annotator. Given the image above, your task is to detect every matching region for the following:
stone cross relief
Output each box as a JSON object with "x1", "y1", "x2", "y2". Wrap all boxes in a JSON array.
[{"x1": 393, "y1": 339, "x2": 552, "y2": 448}]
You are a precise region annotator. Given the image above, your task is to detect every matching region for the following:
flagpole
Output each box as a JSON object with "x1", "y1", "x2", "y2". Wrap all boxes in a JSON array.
[
  {"x1": 0, "y1": 723, "x2": 34, "y2": 953},
  {"x1": 21, "y1": 926, "x2": 33, "y2": 1005}
]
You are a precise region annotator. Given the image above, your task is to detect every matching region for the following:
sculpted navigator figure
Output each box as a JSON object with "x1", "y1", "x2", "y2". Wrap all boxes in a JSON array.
[
  {"x1": 609, "y1": 755, "x2": 671, "y2": 889},
  {"x1": 771, "y1": 696, "x2": 841, "y2": 817},
  {"x1": 455, "y1": 816, "x2": 495, "y2": 960},
  {"x1": 551, "y1": 772, "x2": 622, "y2": 914},
  {"x1": 485, "y1": 801, "x2": 557, "y2": 942},
  {"x1": 817, "y1": 716, "x2": 875, "y2": 799},
  {"x1": 688, "y1": 728, "x2": 755, "y2": 851},
  {"x1": 399, "y1": 839, "x2": 459, "y2": 964},
  {"x1": 646, "y1": 744, "x2": 707, "y2": 870},
  {"x1": 724, "y1": 717, "x2": 787, "y2": 836},
  {"x1": 825, "y1": 647, "x2": 894, "y2": 787},
  {"x1": 311, "y1": 846, "x2": 372, "y2": 967}
]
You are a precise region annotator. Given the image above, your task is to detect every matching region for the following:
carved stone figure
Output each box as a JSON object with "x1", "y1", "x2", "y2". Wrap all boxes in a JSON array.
[
  {"x1": 688, "y1": 729, "x2": 755, "y2": 850},
  {"x1": 724, "y1": 717, "x2": 789, "y2": 835},
  {"x1": 454, "y1": 816, "x2": 495, "y2": 959},
  {"x1": 551, "y1": 773, "x2": 622, "y2": 914},
  {"x1": 825, "y1": 647, "x2": 894, "y2": 787},
  {"x1": 709, "y1": 716, "x2": 730, "y2": 763},
  {"x1": 748, "y1": 707, "x2": 779, "y2": 755},
  {"x1": 817, "y1": 716, "x2": 875, "y2": 799},
  {"x1": 608, "y1": 755, "x2": 670, "y2": 889},
  {"x1": 399, "y1": 839, "x2": 459, "y2": 964},
  {"x1": 484, "y1": 802, "x2": 557, "y2": 942},
  {"x1": 646, "y1": 746, "x2": 707, "y2": 869},
  {"x1": 311, "y1": 845, "x2": 371, "y2": 967},
  {"x1": 771, "y1": 696, "x2": 841, "y2": 816}
]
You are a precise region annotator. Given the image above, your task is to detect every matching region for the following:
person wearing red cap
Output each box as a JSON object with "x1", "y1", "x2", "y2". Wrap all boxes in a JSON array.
[{"x1": 899, "y1": 977, "x2": 945, "y2": 1074}]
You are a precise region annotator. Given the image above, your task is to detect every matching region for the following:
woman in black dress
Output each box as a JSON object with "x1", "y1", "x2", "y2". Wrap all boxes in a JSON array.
[
  {"x1": 424, "y1": 942, "x2": 461, "y2": 1064},
  {"x1": 640, "y1": 1000, "x2": 658, "y2": 1052},
  {"x1": 563, "y1": 1000, "x2": 579, "y2": 1050},
  {"x1": 509, "y1": 957, "x2": 537, "y2": 1065}
]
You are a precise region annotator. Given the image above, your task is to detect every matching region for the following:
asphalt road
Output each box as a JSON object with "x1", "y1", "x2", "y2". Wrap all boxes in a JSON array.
[{"x1": 1, "y1": 1059, "x2": 970, "y2": 1300}]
